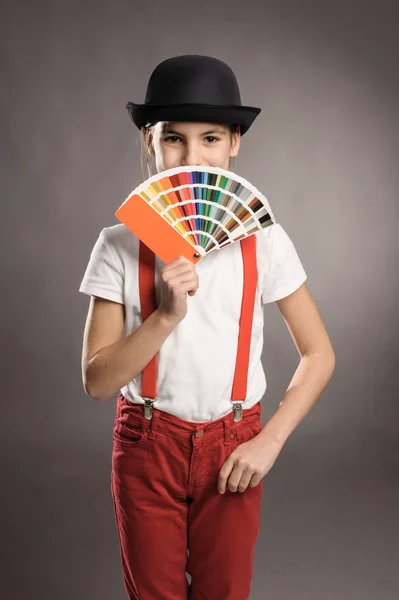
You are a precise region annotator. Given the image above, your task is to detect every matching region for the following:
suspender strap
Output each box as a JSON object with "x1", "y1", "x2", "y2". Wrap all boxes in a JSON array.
[
  {"x1": 231, "y1": 234, "x2": 258, "y2": 400},
  {"x1": 138, "y1": 236, "x2": 258, "y2": 420},
  {"x1": 138, "y1": 242, "x2": 158, "y2": 404}
]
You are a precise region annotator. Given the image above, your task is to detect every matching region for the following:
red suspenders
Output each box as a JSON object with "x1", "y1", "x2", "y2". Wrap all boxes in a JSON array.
[{"x1": 138, "y1": 236, "x2": 258, "y2": 422}]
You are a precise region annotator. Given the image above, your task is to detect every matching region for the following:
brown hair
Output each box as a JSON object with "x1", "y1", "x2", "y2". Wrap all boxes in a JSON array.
[{"x1": 139, "y1": 122, "x2": 240, "y2": 179}]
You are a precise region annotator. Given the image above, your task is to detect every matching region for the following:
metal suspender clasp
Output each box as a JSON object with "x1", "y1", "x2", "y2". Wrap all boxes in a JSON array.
[
  {"x1": 142, "y1": 397, "x2": 157, "y2": 420},
  {"x1": 231, "y1": 400, "x2": 244, "y2": 422}
]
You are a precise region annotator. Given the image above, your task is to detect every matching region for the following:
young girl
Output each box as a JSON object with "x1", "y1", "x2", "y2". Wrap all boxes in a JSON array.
[{"x1": 79, "y1": 55, "x2": 335, "y2": 600}]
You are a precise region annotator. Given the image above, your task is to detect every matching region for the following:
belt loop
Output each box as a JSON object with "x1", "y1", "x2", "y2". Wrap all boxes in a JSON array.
[
  {"x1": 223, "y1": 414, "x2": 233, "y2": 446},
  {"x1": 147, "y1": 406, "x2": 160, "y2": 439}
]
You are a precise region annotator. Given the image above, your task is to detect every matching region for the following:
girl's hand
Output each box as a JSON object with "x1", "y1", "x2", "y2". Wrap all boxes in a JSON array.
[
  {"x1": 217, "y1": 433, "x2": 282, "y2": 494},
  {"x1": 157, "y1": 256, "x2": 199, "y2": 324}
]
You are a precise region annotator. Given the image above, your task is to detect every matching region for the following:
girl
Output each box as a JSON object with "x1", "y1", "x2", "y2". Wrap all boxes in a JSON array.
[{"x1": 79, "y1": 55, "x2": 335, "y2": 600}]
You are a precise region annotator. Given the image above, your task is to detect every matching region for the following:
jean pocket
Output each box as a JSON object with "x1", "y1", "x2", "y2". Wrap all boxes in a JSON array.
[
  {"x1": 237, "y1": 418, "x2": 262, "y2": 444},
  {"x1": 113, "y1": 420, "x2": 148, "y2": 447}
]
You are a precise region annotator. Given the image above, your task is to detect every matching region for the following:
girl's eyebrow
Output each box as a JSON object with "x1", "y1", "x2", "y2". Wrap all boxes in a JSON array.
[{"x1": 163, "y1": 128, "x2": 226, "y2": 136}]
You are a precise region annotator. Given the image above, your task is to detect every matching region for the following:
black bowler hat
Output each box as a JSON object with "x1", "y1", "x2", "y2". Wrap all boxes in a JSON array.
[{"x1": 126, "y1": 55, "x2": 261, "y2": 136}]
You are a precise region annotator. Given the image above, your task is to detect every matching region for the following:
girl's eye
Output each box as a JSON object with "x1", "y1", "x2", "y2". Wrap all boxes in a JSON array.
[{"x1": 163, "y1": 136, "x2": 220, "y2": 143}]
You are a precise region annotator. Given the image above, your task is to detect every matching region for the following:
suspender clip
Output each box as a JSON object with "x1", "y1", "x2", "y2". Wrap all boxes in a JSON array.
[
  {"x1": 143, "y1": 397, "x2": 157, "y2": 420},
  {"x1": 231, "y1": 401, "x2": 244, "y2": 422}
]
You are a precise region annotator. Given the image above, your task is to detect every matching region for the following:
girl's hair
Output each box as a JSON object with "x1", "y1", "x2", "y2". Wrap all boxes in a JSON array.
[{"x1": 139, "y1": 122, "x2": 240, "y2": 179}]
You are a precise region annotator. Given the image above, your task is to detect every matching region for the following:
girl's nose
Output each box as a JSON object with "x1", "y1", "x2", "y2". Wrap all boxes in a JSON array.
[{"x1": 182, "y1": 144, "x2": 202, "y2": 166}]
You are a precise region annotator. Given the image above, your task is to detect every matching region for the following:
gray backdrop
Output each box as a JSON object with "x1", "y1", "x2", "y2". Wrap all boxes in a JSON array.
[{"x1": 2, "y1": 0, "x2": 398, "y2": 598}]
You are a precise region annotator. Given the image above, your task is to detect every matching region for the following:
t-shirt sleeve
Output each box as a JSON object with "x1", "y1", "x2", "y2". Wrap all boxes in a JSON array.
[
  {"x1": 260, "y1": 223, "x2": 307, "y2": 304},
  {"x1": 78, "y1": 228, "x2": 124, "y2": 304}
]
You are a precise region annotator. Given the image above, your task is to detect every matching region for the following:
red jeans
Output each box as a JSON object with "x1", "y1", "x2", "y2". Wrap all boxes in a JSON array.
[{"x1": 111, "y1": 392, "x2": 263, "y2": 600}]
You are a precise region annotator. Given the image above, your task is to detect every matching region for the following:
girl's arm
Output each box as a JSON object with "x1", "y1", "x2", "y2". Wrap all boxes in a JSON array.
[
  {"x1": 258, "y1": 282, "x2": 335, "y2": 448},
  {"x1": 82, "y1": 299, "x2": 178, "y2": 402}
]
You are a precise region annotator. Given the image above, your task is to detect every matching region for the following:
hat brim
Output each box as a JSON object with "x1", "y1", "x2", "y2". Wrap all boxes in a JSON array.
[{"x1": 126, "y1": 102, "x2": 261, "y2": 136}]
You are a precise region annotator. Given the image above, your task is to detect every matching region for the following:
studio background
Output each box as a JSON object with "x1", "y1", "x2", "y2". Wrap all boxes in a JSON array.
[{"x1": 1, "y1": 0, "x2": 398, "y2": 598}]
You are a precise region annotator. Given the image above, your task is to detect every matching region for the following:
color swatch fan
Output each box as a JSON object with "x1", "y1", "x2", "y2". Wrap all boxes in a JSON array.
[{"x1": 115, "y1": 166, "x2": 276, "y2": 264}]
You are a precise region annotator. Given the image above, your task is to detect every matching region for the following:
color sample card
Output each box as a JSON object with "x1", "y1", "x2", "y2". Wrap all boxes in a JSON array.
[{"x1": 115, "y1": 166, "x2": 276, "y2": 264}]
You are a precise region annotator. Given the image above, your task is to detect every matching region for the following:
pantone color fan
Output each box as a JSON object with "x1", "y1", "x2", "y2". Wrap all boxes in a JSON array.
[{"x1": 115, "y1": 166, "x2": 276, "y2": 264}]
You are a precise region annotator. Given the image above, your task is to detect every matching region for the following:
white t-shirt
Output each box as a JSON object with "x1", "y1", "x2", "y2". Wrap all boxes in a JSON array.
[{"x1": 79, "y1": 223, "x2": 307, "y2": 422}]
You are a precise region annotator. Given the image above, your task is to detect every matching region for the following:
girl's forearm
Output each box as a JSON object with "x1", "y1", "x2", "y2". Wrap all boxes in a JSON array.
[
  {"x1": 85, "y1": 309, "x2": 178, "y2": 402},
  {"x1": 258, "y1": 352, "x2": 336, "y2": 449}
]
